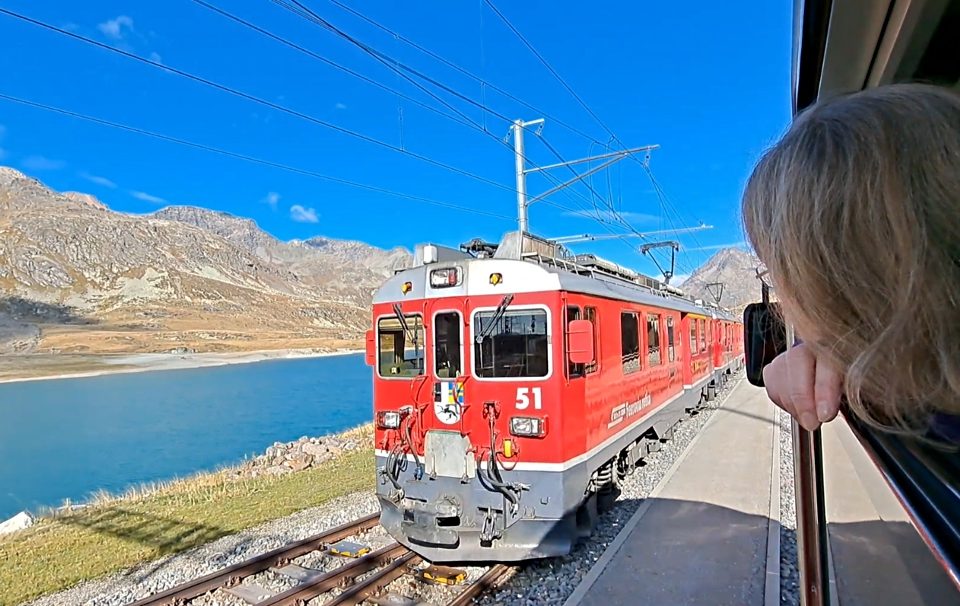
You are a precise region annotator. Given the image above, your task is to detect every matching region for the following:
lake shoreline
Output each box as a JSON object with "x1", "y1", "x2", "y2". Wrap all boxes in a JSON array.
[{"x1": 0, "y1": 348, "x2": 364, "y2": 384}]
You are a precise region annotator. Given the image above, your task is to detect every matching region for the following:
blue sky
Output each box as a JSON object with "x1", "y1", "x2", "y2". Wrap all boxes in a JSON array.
[{"x1": 0, "y1": 1, "x2": 792, "y2": 279}]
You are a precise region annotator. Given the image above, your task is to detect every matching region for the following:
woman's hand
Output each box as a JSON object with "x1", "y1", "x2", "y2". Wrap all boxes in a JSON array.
[{"x1": 762, "y1": 342, "x2": 843, "y2": 431}]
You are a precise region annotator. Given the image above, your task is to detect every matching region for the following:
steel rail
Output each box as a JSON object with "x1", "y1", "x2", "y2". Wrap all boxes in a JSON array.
[
  {"x1": 447, "y1": 564, "x2": 514, "y2": 606},
  {"x1": 326, "y1": 550, "x2": 422, "y2": 605},
  {"x1": 128, "y1": 512, "x2": 380, "y2": 605},
  {"x1": 259, "y1": 542, "x2": 410, "y2": 606}
]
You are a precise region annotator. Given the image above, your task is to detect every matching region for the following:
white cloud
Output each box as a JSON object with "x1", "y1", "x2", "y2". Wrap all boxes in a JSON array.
[
  {"x1": 671, "y1": 273, "x2": 691, "y2": 285},
  {"x1": 21, "y1": 155, "x2": 66, "y2": 171},
  {"x1": 130, "y1": 190, "x2": 167, "y2": 204},
  {"x1": 148, "y1": 51, "x2": 163, "y2": 64},
  {"x1": 262, "y1": 192, "x2": 280, "y2": 210},
  {"x1": 80, "y1": 171, "x2": 117, "y2": 188},
  {"x1": 335, "y1": 102, "x2": 348, "y2": 110},
  {"x1": 98, "y1": 15, "x2": 134, "y2": 40},
  {"x1": 289, "y1": 204, "x2": 319, "y2": 223}
]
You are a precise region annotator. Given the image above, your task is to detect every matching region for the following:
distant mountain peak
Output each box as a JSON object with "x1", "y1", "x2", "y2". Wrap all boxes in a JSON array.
[{"x1": 680, "y1": 246, "x2": 762, "y2": 314}]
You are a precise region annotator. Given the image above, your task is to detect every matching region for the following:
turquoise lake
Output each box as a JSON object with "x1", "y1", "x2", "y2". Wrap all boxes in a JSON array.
[{"x1": 0, "y1": 354, "x2": 372, "y2": 520}]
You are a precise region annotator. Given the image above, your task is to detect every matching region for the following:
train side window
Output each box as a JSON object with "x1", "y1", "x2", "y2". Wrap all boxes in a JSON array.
[
  {"x1": 566, "y1": 305, "x2": 584, "y2": 379},
  {"x1": 647, "y1": 314, "x2": 662, "y2": 366},
  {"x1": 667, "y1": 316, "x2": 676, "y2": 363},
  {"x1": 690, "y1": 320, "x2": 698, "y2": 356},
  {"x1": 434, "y1": 311, "x2": 461, "y2": 378},
  {"x1": 620, "y1": 311, "x2": 640, "y2": 374},
  {"x1": 699, "y1": 319, "x2": 707, "y2": 352},
  {"x1": 584, "y1": 306, "x2": 598, "y2": 374},
  {"x1": 377, "y1": 314, "x2": 425, "y2": 378}
]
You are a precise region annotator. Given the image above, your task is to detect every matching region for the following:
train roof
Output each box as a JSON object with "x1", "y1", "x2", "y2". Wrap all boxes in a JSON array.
[{"x1": 376, "y1": 231, "x2": 739, "y2": 320}]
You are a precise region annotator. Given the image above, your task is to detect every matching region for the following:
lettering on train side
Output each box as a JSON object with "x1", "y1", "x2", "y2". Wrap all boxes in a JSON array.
[
  {"x1": 608, "y1": 394, "x2": 653, "y2": 428},
  {"x1": 692, "y1": 359, "x2": 709, "y2": 375}
]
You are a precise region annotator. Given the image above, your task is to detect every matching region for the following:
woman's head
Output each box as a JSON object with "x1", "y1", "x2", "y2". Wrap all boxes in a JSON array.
[{"x1": 742, "y1": 83, "x2": 960, "y2": 431}]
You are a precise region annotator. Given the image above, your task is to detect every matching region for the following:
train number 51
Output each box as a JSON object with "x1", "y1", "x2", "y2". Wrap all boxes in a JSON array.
[{"x1": 516, "y1": 387, "x2": 543, "y2": 410}]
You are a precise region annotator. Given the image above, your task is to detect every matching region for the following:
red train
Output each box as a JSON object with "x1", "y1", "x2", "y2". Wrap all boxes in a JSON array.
[{"x1": 366, "y1": 232, "x2": 743, "y2": 561}]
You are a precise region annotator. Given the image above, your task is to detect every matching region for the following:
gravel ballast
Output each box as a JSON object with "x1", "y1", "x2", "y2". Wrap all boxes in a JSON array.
[
  {"x1": 778, "y1": 407, "x2": 800, "y2": 605},
  {"x1": 26, "y1": 493, "x2": 380, "y2": 606}
]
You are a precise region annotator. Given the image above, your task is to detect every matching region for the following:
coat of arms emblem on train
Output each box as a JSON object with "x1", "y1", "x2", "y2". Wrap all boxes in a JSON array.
[{"x1": 434, "y1": 380, "x2": 464, "y2": 425}]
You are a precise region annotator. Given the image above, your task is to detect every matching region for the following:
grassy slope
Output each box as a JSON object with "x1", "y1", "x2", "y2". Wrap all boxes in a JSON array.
[{"x1": 0, "y1": 447, "x2": 375, "y2": 606}]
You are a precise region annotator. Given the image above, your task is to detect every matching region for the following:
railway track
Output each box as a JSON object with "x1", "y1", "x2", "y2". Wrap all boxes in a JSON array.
[{"x1": 128, "y1": 513, "x2": 513, "y2": 606}]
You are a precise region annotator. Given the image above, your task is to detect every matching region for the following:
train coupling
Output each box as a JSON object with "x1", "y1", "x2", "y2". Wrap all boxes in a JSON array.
[{"x1": 399, "y1": 496, "x2": 462, "y2": 547}]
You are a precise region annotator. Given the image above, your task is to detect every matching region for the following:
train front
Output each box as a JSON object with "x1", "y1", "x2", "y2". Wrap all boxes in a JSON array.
[{"x1": 365, "y1": 241, "x2": 589, "y2": 562}]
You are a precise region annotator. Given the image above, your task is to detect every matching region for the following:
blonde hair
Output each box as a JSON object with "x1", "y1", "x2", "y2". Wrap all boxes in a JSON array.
[{"x1": 742, "y1": 83, "x2": 960, "y2": 433}]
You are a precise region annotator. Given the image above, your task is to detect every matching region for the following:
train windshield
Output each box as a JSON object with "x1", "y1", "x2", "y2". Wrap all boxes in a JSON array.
[
  {"x1": 473, "y1": 309, "x2": 549, "y2": 378},
  {"x1": 377, "y1": 313, "x2": 424, "y2": 377}
]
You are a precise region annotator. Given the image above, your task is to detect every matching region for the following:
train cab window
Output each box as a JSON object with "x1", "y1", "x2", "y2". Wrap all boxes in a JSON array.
[
  {"x1": 699, "y1": 319, "x2": 707, "y2": 352},
  {"x1": 377, "y1": 314, "x2": 424, "y2": 378},
  {"x1": 647, "y1": 314, "x2": 662, "y2": 366},
  {"x1": 690, "y1": 321, "x2": 698, "y2": 355},
  {"x1": 434, "y1": 312, "x2": 461, "y2": 378},
  {"x1": 667, "y1": 316, "x2": 676, "y2": 363},
  {"x1": 584, "y1": 306, "x2": 598, "y2": 374},
  {"x1": 621, "y1": 311, "x2": 641, "y2": 374},
  {"x1": 473, "y1": 309, "x2": 549, "y2": 378},
  {"x1": 566, "y1": 306, "x2": 584, "y2": 379}
]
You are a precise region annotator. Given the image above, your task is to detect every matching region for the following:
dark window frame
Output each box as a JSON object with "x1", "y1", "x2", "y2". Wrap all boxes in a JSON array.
[
  {"x1": 566, "y1": 305, "x2": 585, "y2": 379},
  {"x1": 667, "y1": 316, "x2": 676, "y2": 363},
  {"x1": 621, "y1": 310, "x2": 641, "y2": 374},
  {"x1": 377, "y1": 313, "x2": 425, "y2": 379},
  {"x1": 584, "y1": 306, "x2": 599, "y2": 374},
  {"x1": 472, "y1": 307, "x2": 551, "y2": 380},
  {"x1": 433, "y1": 310, "x2": 462, "y2": 379},
  {"x1": 647, "y1": 313, "x2": 662, "y2": 367}
]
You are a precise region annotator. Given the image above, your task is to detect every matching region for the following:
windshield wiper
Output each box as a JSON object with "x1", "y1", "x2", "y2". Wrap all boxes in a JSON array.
[
  {"x1": 475, "y1": 294, "x2": 514, "y2": 343},
  {"x1": 392, "y1": 303, "x2": 417, "y2": 346}
]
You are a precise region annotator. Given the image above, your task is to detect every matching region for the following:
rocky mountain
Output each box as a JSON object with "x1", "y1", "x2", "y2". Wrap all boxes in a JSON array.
[
  {"x1": 680, "y1": 247, "x2": 764, "y2": 315},
  {"x1": 0, "y1": 167, "x2": 410, "y2": 354}
]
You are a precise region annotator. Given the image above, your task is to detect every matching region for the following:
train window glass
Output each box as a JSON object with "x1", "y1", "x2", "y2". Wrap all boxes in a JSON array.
[
  {"x1": 566, "y1": 306, "x2": 584, "y2": 379},
  {"x1": 434, "y1": 312, "x2": 461, "y2": 378},
  {"x1": 377, "y1": 314, "x2": 424, "y2": 378},
  {"x1": 647, "y1": 314, "x2": 662, "y2": 366},
  {"x1": 690, "y1": 320, "x2": 698, "y2": 355},
  {"x1": 667, "y1": 316, "x2": 676, "y2": 363},
  {"x1": 621, "y1": 311, "x2": 640, "y2": 374},
  {"x1": 699, "y1": 319, "x2": 707, "y2": 352},
  {"x1": 584, "y1": 306, "x2": 598, "y2": 374},
  {"x1": 473, "y1": 309, "x2": 549, "y2": 378}
]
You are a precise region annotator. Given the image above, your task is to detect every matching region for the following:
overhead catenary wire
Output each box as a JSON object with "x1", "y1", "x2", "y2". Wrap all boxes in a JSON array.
[
  {"x1": 481, "y1": 0, "x2": 707, "y2": 275},
  {"x1": 189, "y1": 0, "x2": 482, "y2": 133},
  {"x1": 0, "y1": 6, "x2": 520, "y2": 197},
  {"x1": 324, "y1": 0, "x2": 619, "y2": 148},
  {"x1": 261, "y1": 0, "x2": 631, "y2": 222},
  {"x1": 0, "y1": 92, "x2": 515, "y2": 221}
]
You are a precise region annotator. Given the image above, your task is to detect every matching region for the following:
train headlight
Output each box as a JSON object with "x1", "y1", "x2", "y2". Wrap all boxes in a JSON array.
[
  {"x1": 429, "y1": 267, "x2": 461, "y2": 288},
  {"x1": 377, "y1": 411, "x2": 402, "y2": 429},
  {"x1": 510, "y1": 416, "x2": 546, "y2": 438}
]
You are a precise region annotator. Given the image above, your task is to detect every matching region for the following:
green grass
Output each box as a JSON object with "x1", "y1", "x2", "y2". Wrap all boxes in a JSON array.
[{"x1": 0, "y1": 446, "x2": 375, "y2": 606}]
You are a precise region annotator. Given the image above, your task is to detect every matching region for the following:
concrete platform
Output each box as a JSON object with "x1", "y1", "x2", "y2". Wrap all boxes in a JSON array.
[{"x1": 567, "y1": 382, "x2": 777, "y2": 606}]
